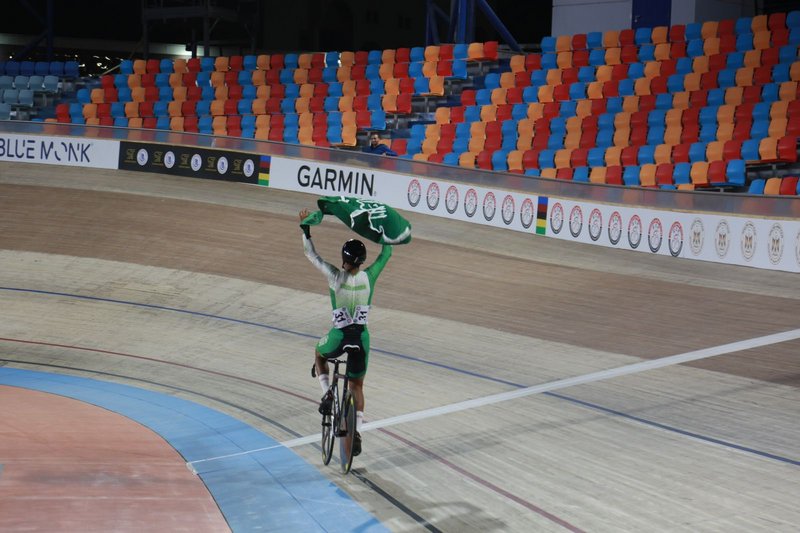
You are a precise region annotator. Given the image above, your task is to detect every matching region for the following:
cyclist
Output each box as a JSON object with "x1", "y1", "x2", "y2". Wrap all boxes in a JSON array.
[{"x1": 299, "y1": 208, "x2": 393, "y2": 456}]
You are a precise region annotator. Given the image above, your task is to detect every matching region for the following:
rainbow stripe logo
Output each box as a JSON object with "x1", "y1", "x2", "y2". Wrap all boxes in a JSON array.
[
  {"x1": 258, "y1": 155, "x2": 271, "y2": 186},
  {"x1": 536, "y1": 197, "x2": 548, "y2": 235}
]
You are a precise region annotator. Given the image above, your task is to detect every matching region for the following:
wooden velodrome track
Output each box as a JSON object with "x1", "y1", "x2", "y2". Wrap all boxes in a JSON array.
[{"x1": 1, "y1": 160, "x2": 798, "y2": 532}]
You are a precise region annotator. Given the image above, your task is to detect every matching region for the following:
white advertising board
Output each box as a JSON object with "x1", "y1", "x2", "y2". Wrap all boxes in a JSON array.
[
  {"x1": 268, "y1": 156, "x2": 800, "y2": 273},
  {"x1": 0, "y1": 133, "x2": 120, "y2": 169}
]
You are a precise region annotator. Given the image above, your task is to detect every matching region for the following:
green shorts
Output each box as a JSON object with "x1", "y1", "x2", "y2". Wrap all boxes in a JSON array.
[{"x1": 316, "y1": 324, "x2": 370, "y2": 378}]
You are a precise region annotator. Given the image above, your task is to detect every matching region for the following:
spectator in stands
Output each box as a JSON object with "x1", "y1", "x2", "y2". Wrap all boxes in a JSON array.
[{"x1": 363, "y1": 132, "x2": 397, "y2": 156}]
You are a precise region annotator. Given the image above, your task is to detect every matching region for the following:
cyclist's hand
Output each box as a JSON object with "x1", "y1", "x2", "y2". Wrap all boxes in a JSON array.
[{"x1": 299, "y1": 209, "x2": 312, "y2": 238}]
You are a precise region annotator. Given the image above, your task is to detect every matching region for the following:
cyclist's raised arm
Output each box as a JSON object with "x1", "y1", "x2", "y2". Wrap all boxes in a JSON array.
[
  {"x1": 366, "y1": 243, "x2": 392, "y2": 279},
  {"x1": 300, "y1": 209, "x2": 340, "y2": 284}
]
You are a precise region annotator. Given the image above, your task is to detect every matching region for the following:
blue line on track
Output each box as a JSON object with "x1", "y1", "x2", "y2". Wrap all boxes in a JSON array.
[
  {"x1": 0, "y1": 367, "x2": 388, "y2": 532},
  {"x1": 2, "y1": 286, "x2": 797, "y2": 467}
]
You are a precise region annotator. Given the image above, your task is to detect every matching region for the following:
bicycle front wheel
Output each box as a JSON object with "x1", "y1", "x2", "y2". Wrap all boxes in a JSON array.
[
  {"x1": 338, "y1": 390, "x2": 357, "y2": 474},
  {"x1": 321, "y1": 410, "x2": 335, "y2": 465}
]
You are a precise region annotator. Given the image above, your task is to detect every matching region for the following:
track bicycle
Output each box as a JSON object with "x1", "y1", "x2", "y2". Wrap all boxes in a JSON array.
[{"x1": 313, "y1": 349, "x2": 359, "y2": 474}]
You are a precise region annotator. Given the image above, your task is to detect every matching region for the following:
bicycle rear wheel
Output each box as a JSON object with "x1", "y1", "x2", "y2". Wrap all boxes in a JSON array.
[{"x1": 338, "y1": 390, "x2": 356, "y2": 474}]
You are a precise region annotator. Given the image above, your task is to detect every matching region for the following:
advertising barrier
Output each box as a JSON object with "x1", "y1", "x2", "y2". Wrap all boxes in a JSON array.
[
  {"x1": 0, "y1": 124, "x2": 796, "y2": 273},
  {"x1": 267, "y1": 155, "x2": 800, "y2": 273},
  {"x1": 0, "y1": 133, "x2": 119, "y2": 169},
  {"x1": 118, "y1": 141, "x2": 259, "y2": 184}
]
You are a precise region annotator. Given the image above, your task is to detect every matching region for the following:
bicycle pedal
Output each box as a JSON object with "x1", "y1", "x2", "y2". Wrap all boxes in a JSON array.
[{"x1": 311, "y1": 364, "x2": 317, "y2": 378}]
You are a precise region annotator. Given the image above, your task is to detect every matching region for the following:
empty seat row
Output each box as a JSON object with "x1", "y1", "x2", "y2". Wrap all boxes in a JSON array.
[
  {"x1": 540, "y1": 12, "x2": 800, "y2": 52},
  {"x1": 0, "y1": 60, "x2": 79, "y2": 77},
  {"x1": 0, "y1": 75, "x2": 61, "y2": 92},
  {"x1": 748, "y1": 175, "x2": 800, "y2": 194},
  {"x1": 118, "y1": 42, "x2": 498, "y2": 76}
]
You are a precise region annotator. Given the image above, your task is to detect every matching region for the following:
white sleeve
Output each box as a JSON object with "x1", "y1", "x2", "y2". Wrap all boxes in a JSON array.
[{"x1": 303, "y1": 235, "x2": 340, "y2": 288}]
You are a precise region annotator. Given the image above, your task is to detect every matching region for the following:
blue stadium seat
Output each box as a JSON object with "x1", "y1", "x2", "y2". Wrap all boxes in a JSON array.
[
  {"x1": 156, "y1": 116, "x2": 170, "y2": 130},
  {"x1": 327, "y1": 82, "x2": 343, "y2": 97},
  {"x1": 34, "y1": 61, "x2": 50, "y2": 76},
  {"x1": 195, "y1": 100, "x2": 211, "y2": 116},
  {"x1": 618, "y1": 78, "x2": 635, "y2": 96},
  {"x1": 637, "y1": 144, "x2": 656, "y2": 165},
  {"x1": 410, "y1": 47, "x2": 425, "y2": 62},
  {"x1": 741, "y1": 139, "x2": 760, "y2": 160},
  {"x1": 158, "y1": 86, "x2": 172, "y2": 101},
  {"x1": 748, "y1": 178, "x2": 765, "y2": 194},
  {"x1": 647, "y1": 125, "x2": 665, "y2": 145},
  {"x1": 453, "y1": 43, "x2": 468, "y2": 61},
  {"x1": 451, "y1": 59, "x2": 468, "y2": 79},
  {"x1": 673, "y1": 162, "x2": 691, "y2": 185},
  {"x1": 283, "y1": 125, "x2": 299, "y2": 143},
  {"x1": 735, "y1": 17, "x2": 752, "y2": 34},
  {"x1": 572, "y1": 166, "x2": 589, "y2": 182},
  {"x1": 284, "y1": 83, "x2": 300, "y2": 98},
  {"x1": 540, "y1": 36, "x2": 556, "y2": 53},
  {"x1": 113, "y1": 117, "x2": 128, "y2": 127},
  {"x1": 686, "y1": 39, "x2": 705, "y2": 58},
  {"x1": 159, "y1": 59, "x2": 173, "y2": 73},
  {"x1": 196, "y1": 71, "x2": 211, "y2": 86},
  {"x1": 198, "y1": 115, "x2": 213, "y2": 134},
  {"x1": 155, "y1": 73, "x2": 170, "y2": 87},
  {"x1": 200, "y1": 57, "x2": 215, "y2": 72},
  {"x1": 635, "y1": 27, "x2": 652, "y2": 45},
  {"x1": 0, "y1": 102, "x2": 11, "y2": 120},
  {"x1": 587, "y1": 147, "x2": 605, "y2": 167},
  {"x1": 367, "y1": 50, "x2": 382, "y2": 65},
  {"x1": 736, "y1": 33, "x2": 753, "y2": 52},
  {"x1": 323, "y1": 52, "x2": 339, "y2": 68},
  {"x1": 725, "y1": 160, "x2": 746, "y2": 187},
  {"x1": 538, "y1": 149, "x2": 555, "y2": 168},
  {"x1": 577, "y1": 66, "x2": 595, "y2": 83},
  {"x1": 370, "y1": 110, "x2": 386, "y2": 130},
  {"x1": 49, "y1": 61, "x2": 64, "y2": 76},
  {"x1": 541, "y1": 53, "x2": 558, "y2": 70},
  {"x1": 726, "y1": 51, "x2": 744, "y2": 69},
  {"x1": 522, "y1": 86, "x2": 538, "y2": 103},
  {"x1": 655, "y1": 93, "x2": 673, "y2": 110},
  {"x1": 365, "y1": 64, "x2": 380, "y2": 81},
  {"x1": 238, "y1": 70, "x2": 252, "y2": 86},
  {"x1": 623, "y1": 165, "x2": 641, "y2": 186},
  {"x1": 492, "y1": 150, "x2": 509, "y2": 171},
  {"x1": 588, "y1": 49, "x2": 605, "y2": 66},
  {"x1": 120, "y1": 60, "x2": 133, "y2": 75},
  {"x1": 369, "y1": 78, "x2": 384, "y2": 94},
  {"x1": 443, "y1": 152, "x2": 460, "y2": 166},
  {"x1": 689, "y1": 142, "x2": 707, "y2": 162},
  {"x1": 242, "y1": 85, "x2": 257, "y2": 99},
  {"x1": 675, "y1": 57, "x2": 693, "y2": 75},
  {"x1": 685, "y1": 22, "x2": 702, "y2": 41},
  {"x1": 638, "y1": 44, "x2": 655, "y2": 62},
  {"x1": 65, "y1": 61, "x2": 79, "y2": 78},
  {"x1": 586, "y1": 31, "x2": 602, "y2": 49}
]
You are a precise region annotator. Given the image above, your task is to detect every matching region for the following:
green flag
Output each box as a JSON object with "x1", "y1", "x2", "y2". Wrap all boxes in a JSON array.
[{"x1": 301, "y1": 196, "x2": 412, "y2": 245}]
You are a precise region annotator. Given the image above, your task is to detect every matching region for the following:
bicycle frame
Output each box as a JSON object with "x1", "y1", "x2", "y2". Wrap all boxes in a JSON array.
[{"x1": 319, "y1": 356, "x2": 357, "y2": 474}]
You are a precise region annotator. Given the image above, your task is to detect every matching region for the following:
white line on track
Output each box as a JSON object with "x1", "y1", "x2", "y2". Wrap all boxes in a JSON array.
[{"x1": 187, "y1": 327, "x2": 800, "y2": 472}]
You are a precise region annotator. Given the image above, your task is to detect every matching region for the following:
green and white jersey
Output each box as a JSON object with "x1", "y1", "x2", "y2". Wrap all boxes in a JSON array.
[{"x1": 303, "y1": 235, "x2": 392, "y2": 327}]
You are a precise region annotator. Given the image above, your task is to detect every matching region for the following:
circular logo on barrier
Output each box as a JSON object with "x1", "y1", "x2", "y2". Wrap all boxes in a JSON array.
[
  {"x1": 715, "y1": 220, "x2": 730, "y2": 258},
  {"x1": 483, "y1": 192, "x2": 497, "y2": 221},
  {"x1": 217, "y1": 156, "x2": 229, "y2": 175},
  {"x1": 242, "y1": 158, "x2": 255, "y2": 178},
  {"x1": 550, "y1": 202, "x2": 564, "y2": 234},
  {"x1": 588, "y1": 208, "x2": 603, "y2": 241},
  {"x1": 796, "y1": 230, "x2": 800, "y2": 267},
  {"x1": 741, "y1": 221, "x2": 757, "y2": 262},
  {"x1": 668, "y1": 222, "x2": 684, "y2": 257},
  {"x1": 164, "y1": 150, "x2": 175, "y2": 169},
  {"x1": 767, "y1": 223, "x2": 784, "y2": 265},
  {"x1": 569, "y1": 205, "x2": 583, "y2": 238},
  {"x1": 445, "y1": 185, "x2": 459, "y2": 214},
  {"x1": 648, "y1": 218, "x2": 663, "y2": 253},
  {"x1": 628, "y1": 215, "x2": 642, "y2": 249},
  {"x1": 501, "y1": 195, "x2": 515, "y2": 225},
  {"x1": 608, "y1": 211, "x2": 623, "y2": 245},
  {"x1": 426, "y1": 182, "x2": 440, "y2": 210},
  {"x1": 690, "y1": 218, "x2": 704, "y2": 256},
  {"x1": 464, "y1": 188, "x2": 478, "y2": 217},
  {"x1": 136, "y1": 148, "x2": 149, "y2": 166},
  {"x1": 191, "y1": 153, "x2": 203, "y2": 172},
  {"x1": 520, "y1": 198, "x2": 534, "y2": 229},
  {"x1": 407, "y1": 179, "x2": 421, "y2": 207}
]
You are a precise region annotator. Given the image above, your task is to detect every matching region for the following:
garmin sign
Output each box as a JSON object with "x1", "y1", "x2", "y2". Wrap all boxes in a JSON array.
[
  {"x1": 0, "y1": 134, "x2": 119, "y2": 169},
  {"x1": 268, "y1": 158, "x2": 377, "y2": 197}
]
